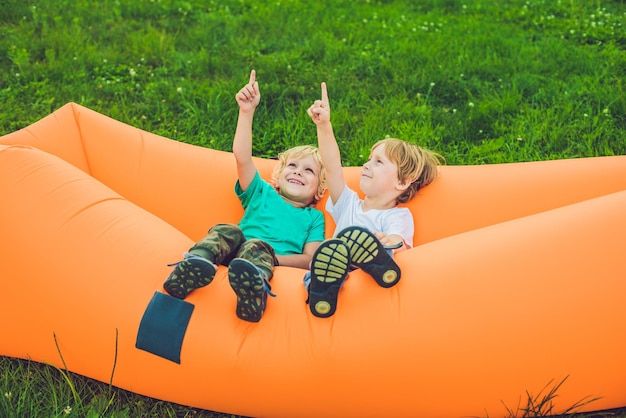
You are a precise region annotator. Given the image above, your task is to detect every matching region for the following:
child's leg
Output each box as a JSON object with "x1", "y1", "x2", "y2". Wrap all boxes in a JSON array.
[
  {"x1": 307, "y1": 239, "x2": 350, "y2": 318},
  {"x1": 164, "y1": 223, "x2": 244, "y2": 299},
  {"x1": 227, "y1": 239, "x2": 277, "y2": 322},
  {"x1": 189, "y1": 223, "x2": 245, "y2": 265},
  {"x1": 336, "y1": 226, "x2": 401, "y2": 288}
]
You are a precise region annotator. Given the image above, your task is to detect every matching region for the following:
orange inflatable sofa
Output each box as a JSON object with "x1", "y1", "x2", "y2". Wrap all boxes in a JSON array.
[{"x1": 1, "y1": 102, "x2": 625, "y2": 417}]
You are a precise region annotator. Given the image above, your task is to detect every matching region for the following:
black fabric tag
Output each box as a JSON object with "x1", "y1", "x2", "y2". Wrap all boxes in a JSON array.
[{"x1": 136, "y1": 291, "x2": 194, "y2": 364}]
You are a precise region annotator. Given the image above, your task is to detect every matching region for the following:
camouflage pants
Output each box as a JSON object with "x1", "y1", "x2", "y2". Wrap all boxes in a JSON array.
[{"x1": 189, "y1": 223, "x2": 278, "y2": 280}]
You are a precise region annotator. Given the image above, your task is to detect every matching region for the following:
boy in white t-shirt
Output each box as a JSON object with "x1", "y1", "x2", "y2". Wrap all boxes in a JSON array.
[{"x1": 305, "y1": 82, "x2": 443, "y2": 318}]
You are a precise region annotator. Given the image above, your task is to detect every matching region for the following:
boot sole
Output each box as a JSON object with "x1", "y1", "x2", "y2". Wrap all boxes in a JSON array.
[
  {"x1": 228, "y1": 259, "x2": 267, "y2": 323},
  {"x1": 337, "y1": 226, "x2": 401, "y2": 288},
  {"x1": 308, "y1": 239, "x2": 350, "y2": 318},
  {"x1": 164, "y1": 258, "x2": 216, "y2": 299}
]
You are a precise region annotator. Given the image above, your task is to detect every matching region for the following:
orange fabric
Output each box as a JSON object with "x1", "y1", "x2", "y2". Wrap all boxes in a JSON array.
[{"x1": 1, "y1": 103, "x2": 625, "y2": 417}]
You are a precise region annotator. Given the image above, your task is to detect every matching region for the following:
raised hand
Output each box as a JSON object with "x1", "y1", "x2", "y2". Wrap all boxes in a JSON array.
[
  {"x1": 235, "y1": 69, "x2": 260, "y2": 112},
  {"x1": 307, "y1": 82, "x2": 330, "y2": 125}
]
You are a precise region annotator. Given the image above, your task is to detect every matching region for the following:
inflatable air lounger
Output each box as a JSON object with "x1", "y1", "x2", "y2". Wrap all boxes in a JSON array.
[{"x1": 1, "y1": 103, "x2": 625, "y2": 417}]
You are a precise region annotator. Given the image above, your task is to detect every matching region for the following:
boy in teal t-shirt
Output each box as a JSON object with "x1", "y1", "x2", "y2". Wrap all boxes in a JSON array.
[
  {"x1": 236, "y1": 171, "x2": 324, "y2": 256},
  {"x1": 163, "y1": 70, "x2": 327, "y2": 323}
]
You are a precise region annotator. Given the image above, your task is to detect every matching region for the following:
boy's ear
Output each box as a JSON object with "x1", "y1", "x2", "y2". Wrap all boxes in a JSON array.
[
  {"x1": 314, "y1": 188, "x2": 326, "y2": 204},
  {"x1": 395, "y1": 180, "x2": 411, "y2": 191}
]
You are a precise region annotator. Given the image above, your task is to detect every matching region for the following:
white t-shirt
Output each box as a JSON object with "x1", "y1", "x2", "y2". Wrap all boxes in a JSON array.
[{"x1": 326, "y1": 185, "x2": 415, "y2": 248}]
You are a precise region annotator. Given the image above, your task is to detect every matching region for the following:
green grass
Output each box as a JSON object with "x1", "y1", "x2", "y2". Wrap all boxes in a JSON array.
[
  {"x1": 1, "y1": 0, "x2": 626, "y2": 416},
  {"x1": 1, "y1": 0, "x2": 625, "y2": 163},
  {"x1": 0, "y1": 356, "x2": 236, "y2": 418}
]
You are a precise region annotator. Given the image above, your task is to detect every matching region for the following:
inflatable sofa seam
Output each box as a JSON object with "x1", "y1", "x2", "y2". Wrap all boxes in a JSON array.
[{"x1": 69, "y1": 102, "x2": 94, "y2": 176}]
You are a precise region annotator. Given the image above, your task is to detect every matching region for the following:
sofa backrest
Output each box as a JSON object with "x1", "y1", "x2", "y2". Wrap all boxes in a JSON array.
[
  {"x1": 3, "y1": 102, "x2": 626, "y2": 246},
  {"x1": 0, "y1": 103, "x2": 88, "y2": 172}
]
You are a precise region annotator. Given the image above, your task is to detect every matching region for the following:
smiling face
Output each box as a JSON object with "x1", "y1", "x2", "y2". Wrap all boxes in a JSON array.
[
  {"x1": 276, "y1": 155, "x2": 322, "y2": 207},
  {"x1": 360, "y1": 143, "x2": 403, "y2": 200}
]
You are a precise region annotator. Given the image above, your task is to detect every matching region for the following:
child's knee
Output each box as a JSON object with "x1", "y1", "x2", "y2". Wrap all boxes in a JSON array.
[{"x1": 210, "y1": 223, "x2": 245, "y2": 240}]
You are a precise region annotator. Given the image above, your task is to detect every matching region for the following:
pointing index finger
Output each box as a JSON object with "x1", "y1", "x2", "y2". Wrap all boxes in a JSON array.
[
  {"x1": 249, "y1": 69, "x2": 256, "y2": 85},
  {"x1": 321, "y1": 82, "x2": 329, "y2": 106}
]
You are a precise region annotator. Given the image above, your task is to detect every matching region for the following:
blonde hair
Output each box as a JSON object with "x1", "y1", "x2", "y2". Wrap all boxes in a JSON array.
[
  {"x1": 371, "y1": 138, "x2": 444, "y2": 204},
  {"x1": 271, "y1": 145, "x2": 328, "y2": 206}
]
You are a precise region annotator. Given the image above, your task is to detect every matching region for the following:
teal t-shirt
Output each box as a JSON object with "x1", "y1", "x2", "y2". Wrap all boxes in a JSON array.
[{"x1": 235, "y1": 171, "x2": 325, "y2": 255}]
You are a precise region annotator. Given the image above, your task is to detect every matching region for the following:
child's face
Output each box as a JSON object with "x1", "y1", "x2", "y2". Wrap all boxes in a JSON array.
[
  {"x1": 277, "y1": 155, "x2": 321, "y2": 206},
  {"x1": 360, "y1": 144, "x2": 402, "y2": 198}
]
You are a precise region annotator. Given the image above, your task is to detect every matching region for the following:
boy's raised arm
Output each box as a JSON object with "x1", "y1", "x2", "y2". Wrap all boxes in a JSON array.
[
  {"x1": 233, "y1": 70, "x2": 260, "y2": 191},
  {"x1": 307, "y1": 82, "x2": 346, "y2": 204}
]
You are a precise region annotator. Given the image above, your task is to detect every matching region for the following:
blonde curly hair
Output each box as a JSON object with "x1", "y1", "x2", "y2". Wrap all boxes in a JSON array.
[{"x1": 271, "y1": 145, "x2": 328, "y2": 206}]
